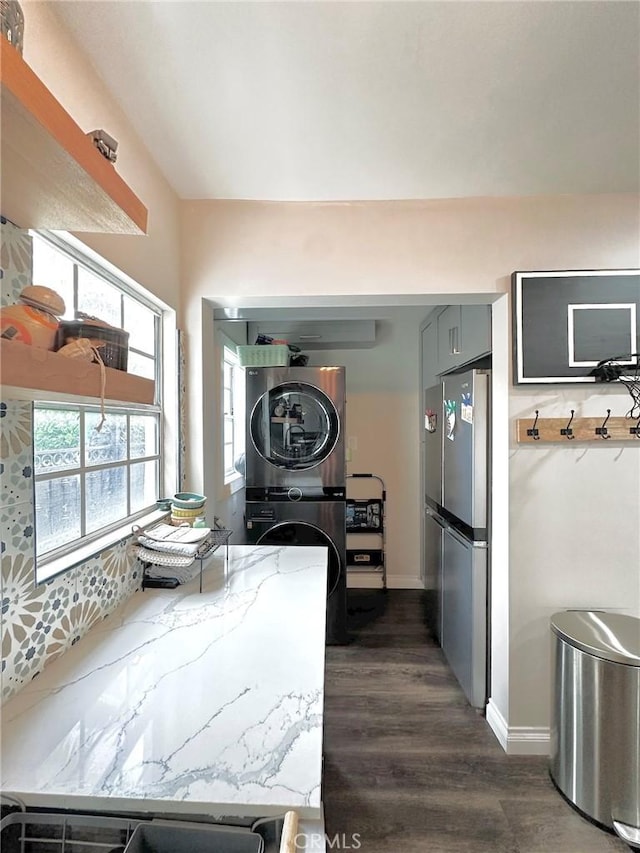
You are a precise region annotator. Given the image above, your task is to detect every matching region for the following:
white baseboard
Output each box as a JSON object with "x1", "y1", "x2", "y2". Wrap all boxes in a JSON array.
[
  {"x1": 386, "y1": 575, "x2": 423, "y2": 589},
  {"x1": 485, "y1": 699, "x2": 509, "y2": 751},
  {"x1": 346, "y1": 573, "x2": 423, "y2": 589},
  {"x1": 485, "y1": 698, "x2": 550, "y2": 756},
  {"x1": 346, "y1": 573, "x2": 382, "y2": 589}
]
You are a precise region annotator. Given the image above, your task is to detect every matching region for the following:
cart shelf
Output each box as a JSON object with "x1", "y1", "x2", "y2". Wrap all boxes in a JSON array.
[{"x1": 346, "y1": 474, "x2": 387, "y2": 589}]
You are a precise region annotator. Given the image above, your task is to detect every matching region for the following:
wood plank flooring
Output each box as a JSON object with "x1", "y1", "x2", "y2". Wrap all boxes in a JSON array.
[{"x1": 322, "y1": 590, "x2": 630, "y2": 853}]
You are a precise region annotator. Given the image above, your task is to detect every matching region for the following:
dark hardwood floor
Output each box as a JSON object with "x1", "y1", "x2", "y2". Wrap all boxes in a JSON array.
[{"x1": 322, "y1": 589, "x2": 629, "y2": 853}]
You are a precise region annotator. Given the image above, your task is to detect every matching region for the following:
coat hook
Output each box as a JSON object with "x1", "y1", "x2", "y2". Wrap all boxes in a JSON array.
[
  {"x1": 560, "y1": 409, "x2": 575, "y2": 440},
  {"x1": 595, "y1": 409, "x2": 611, "y2": 439},
  {"x1": 631, "y1": 417, "x2": 640, "y2": 438},
  {"x1": 527, "y1": 410, "x2": 540, "y2": 440}
]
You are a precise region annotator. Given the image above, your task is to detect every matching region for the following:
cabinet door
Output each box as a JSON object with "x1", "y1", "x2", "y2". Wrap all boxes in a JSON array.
[
  {"x1": 248, "y1": 319, "x2": 375, "y2": 348},
  {"x1": 460, "y1": 305, "x2": 491, "y2": 362},
  {"x1": 423, "y1": 509, "x2": 445, "y2": 641},
  {"x1": 421, "y1": 319, "x2": 439, "y2": 390},
  {"x1": 437, "y1": 306, "x2": 462, "y2": 372},
  {"x1": 441, "y1": 528, "x2": 487, "y2": 708}
]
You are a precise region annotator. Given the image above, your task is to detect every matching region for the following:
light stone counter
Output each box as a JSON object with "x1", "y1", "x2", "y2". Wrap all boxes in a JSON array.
[{"x1": 1, "y1": 545, "x2": 327, "y2": 821}]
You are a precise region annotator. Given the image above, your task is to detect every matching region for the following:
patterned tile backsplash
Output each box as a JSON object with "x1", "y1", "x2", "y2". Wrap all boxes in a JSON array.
[
  {"x1": 0, "y1": 216, "x2": 32, "y2": 307},
  {"x1": 1, "y1": 219, "x2": 142, "y2": 703}
]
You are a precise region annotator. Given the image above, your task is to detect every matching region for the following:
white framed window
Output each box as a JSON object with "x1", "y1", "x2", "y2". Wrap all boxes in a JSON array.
[
  {"x1": 31, "y1": 232, "x2": 160, "y2": 381},
  {"x1": 34, "y1": 404, "x2": 161, "y2": 558},
  {"x1": 222, "y1": 345, "x2": 245, "y2": 484},
  {"x1": 30, "y1": 233, "x2": 164, "y2": 581}
]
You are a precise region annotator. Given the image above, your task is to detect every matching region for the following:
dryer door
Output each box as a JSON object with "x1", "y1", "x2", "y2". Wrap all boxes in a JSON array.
[
  {"x1": 250, "y1": 382, "x2": 340, "y2": 471},
  {"x1": 256, "y1": 521, "x2": 341, "y2": 598}
]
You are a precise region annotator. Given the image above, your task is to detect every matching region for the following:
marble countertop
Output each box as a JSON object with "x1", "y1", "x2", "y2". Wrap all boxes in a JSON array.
[{"x1": 1, "y1": 545, "x2": 327, "y2": 820}]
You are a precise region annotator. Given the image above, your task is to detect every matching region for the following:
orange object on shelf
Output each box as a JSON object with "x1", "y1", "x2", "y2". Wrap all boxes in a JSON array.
[{"x1": 0, "y1": 284, "x2": 66, "y2": 349}]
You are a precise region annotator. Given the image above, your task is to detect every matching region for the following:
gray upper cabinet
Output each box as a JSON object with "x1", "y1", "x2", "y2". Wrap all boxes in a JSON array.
[
  {"x1": 460, "y1": 305, "x2": 491, "y2": 363},
  {"x1": 247, "y1": 319, "x2": 376, "y2": 349},
  {"x1": 421, "y1": 319, "x2": 439, "y2": 391},
  {"x1": 437, "y1": 306, "x2": 462, "y2": 373},
  {"x1": 437, "y1": 305, "x2": 491, "y2": 372}
]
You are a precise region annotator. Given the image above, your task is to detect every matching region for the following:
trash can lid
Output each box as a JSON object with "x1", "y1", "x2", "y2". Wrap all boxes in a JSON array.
[{"x1": 551, "y1": 611, "x2": 640, "y2": 666}]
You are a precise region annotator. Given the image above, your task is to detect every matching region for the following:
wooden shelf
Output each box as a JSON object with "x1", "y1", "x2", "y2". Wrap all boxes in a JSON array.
[
  {"x1": 0, "y1": 40, "x2": 148, "y2": 234},
  {"x1": 0, "y1": 340, "x2": 155, "y2": 405}
]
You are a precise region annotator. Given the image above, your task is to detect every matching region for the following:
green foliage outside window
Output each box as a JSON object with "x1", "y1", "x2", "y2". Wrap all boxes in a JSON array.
[{"x1": 33, "y1": 409, "x2": 79, "y2": 451}]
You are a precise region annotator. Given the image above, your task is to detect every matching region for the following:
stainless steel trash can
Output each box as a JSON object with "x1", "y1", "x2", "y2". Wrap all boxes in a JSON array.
[{"x1": 550, "y1": 610, "x2": 640, "y2": 848}]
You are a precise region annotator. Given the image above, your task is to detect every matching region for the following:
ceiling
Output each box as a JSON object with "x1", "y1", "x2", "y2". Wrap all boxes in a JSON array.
[{"x1": 52, "y1": 1, "x2": 640, "y2": 202}]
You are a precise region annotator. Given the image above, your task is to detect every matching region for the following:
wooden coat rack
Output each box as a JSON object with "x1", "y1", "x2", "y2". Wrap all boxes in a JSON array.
[{"x1": 516, "y1": 410, "x2": 640, "y2": 443}]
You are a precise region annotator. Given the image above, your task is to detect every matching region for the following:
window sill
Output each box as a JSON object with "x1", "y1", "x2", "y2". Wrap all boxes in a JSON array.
[
  {"x1": 36, "y1": 508, "x2": 169, "y2": 585},
  {"x1": 220, "y1": 474, "x2": 245, "y2": 500}
]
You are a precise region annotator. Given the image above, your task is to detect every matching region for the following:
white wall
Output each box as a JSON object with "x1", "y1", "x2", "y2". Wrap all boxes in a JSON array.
[
  {"x1": 180, "y1": 195, "x2": 639, "y2": 303},
  {"x1": 180, "y1": 193, "x2": 640, "y2": 747},
  {"x1": 22, "y1": 0, "x2": 183, "y2": 493},
  {"x1": 23, "y1": 1, "x2": 181, "y2": 313},
  {"x1": 308, "y1": 309, "x2": 428, "y2": 589},
  {"x1": 24, "y1": 1, "x2": 640, "y2": 746},
  {"x1": 508, "y1": 384, "x2": 640, "y2": 728}
]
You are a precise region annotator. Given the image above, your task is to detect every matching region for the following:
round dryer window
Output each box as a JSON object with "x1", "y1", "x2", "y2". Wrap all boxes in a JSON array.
[
  {"x1": 256, "y1": 521, "x2": 341, "y2": 598},
  {"x1": 250, "y1": 382, "x2": 340, "y2": 470}
]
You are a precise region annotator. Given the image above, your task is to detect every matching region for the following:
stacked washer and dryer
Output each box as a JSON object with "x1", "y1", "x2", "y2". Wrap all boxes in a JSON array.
[{"x1": 244, "y1": 366, "x2": 348, "y2": 644}]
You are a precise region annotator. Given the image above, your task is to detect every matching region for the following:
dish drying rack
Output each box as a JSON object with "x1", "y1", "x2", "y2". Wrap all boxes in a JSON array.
[
  {"x1": 137, "y1": 526, "x2": 232, "y2": 594},
  {"x1": 0, "y1": 801, "x2": 298, "y2": 853}
]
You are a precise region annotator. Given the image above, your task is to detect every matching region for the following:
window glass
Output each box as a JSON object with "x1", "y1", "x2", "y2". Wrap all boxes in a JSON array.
[
  {"x1": 77, "y1": 267, "x2": 122, "y2": 326},
  {"x1": 131, "y1": 460, "x2": 158, "y2": 513},
  {"x1": 85, "y1": 467, "x2": 128, "y2": 534},
  {"x1": 32, "y1": 239, "x2": 75, "y2": 319},
  {"x1": 35, "y1": 476, "x2": 81, "y2": 554},
  {"x1": 130, "y1": 415, "x2": 157, "y2": 459},
  {"x1": 233, "y1": 365, "x2": 245, "y2": 458},
  {"x1": 33, "y1": 409, "x2": 80, "y2": 474},
  {"x1": 223, "y1": 443, "x2": 234, "y2": 477},
  {"x1": 86, "y1": 413, "x2": 127, "y2": 466},
  {"x1": 123, "y1": 295, "x2": 155, "y2": 355},
  {"x1": 127, "y1": 351, "x2": 156, "y2": 380},
  {"x1": 222, "y1": 346, "x2": 245, "y2": 482}
]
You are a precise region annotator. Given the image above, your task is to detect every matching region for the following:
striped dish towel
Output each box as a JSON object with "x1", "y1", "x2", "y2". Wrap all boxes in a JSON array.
[{"x1": 136, "y1": 535, "x2": 202, "y2": 557}]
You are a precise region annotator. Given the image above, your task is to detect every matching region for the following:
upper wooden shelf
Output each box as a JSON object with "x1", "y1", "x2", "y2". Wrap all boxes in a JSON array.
[
  {"x1": 0, "y1": 340, "x2": 155, "y2": 406},
  {"x1": 0, "y1": 40, "x2": 148, "y2": 234}
]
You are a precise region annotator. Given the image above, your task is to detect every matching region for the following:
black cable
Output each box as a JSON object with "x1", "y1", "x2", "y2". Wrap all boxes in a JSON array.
[{"x1": 591, "y1": 354, "x2": 640, "y2": 418}]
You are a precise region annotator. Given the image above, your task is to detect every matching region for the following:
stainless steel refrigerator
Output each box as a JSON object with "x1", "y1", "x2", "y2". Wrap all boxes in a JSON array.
[{"x1": 423, "y1": 368, "x2": 490, "y2": 709}]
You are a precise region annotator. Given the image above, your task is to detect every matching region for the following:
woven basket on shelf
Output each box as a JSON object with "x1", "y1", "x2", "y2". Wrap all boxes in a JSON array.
[{"x1": 237, "y1": 344, "x2": 289, "y2": 367}]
